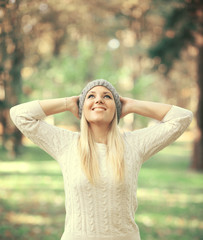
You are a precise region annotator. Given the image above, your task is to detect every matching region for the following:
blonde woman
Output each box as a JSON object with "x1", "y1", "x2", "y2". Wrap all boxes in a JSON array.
[{"x1": 10, "y1": 79, "x2": 193, "y2": 240}]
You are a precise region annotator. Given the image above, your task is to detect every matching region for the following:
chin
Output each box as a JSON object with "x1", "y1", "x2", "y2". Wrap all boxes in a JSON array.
[{"x1": 88, "y1": 118, "x2": 111, "y2": 126}]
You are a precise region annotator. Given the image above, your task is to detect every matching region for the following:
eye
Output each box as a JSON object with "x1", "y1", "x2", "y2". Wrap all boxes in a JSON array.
[
  {"x1": 104, "y1": 95, "x2": 112, "y2": 99},
  {"x1": 87, "y1": 94, "x2": 95, "y2": 99}
]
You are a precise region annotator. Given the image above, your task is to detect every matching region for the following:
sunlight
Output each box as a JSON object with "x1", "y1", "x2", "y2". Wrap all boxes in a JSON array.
[
  {"x1": 136, "y1": 215, "x2": 155, "y2": 227},
  {"x1": 6, "y1": 212, "x2": 51, "y2": 225},
  {"x1": 164, "y1": 216, "x2": 203, "y2": 229},
  {"x1": 0, "y1": 161, "x2": 61, "y2": 174},
  {"x1": 138, "y1": 188, "x2": 203, "y2": 204},
  {"x1": 0, "y1": 162, "x2": 30, "y2": 173},
  {"x1": 108, "y1": 38, "x2": 120, "y2": 50},
  {"x1": 137, "y1": 214, "x2": 203, "y2": 229}
]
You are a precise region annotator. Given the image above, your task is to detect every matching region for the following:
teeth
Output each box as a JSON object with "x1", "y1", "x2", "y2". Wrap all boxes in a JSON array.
[{"x1": 93, "y1": 108, "x2": 105, "y2": 110}]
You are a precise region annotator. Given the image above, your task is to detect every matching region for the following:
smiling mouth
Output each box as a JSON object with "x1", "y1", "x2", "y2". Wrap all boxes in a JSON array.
[{"x1": 92, "y1": 107, "x2": 106, "y2": 111}]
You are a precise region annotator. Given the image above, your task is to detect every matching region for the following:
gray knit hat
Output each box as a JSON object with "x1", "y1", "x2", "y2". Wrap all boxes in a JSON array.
[{"x1": 78, "y1": 79, "x2": 122, "y2": 123}]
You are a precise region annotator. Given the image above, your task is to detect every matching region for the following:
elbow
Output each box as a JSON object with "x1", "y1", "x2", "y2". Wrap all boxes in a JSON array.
[
  {"x1": 10, "y1": 106, "x2": 17, "y2": 124},
  {"x1": 188, "y1": 111, "x2": 193, "y2": 124},
  {"x1": 184, "y1": 110, "x2": 193, "y2": 129},
  {"x1": 179, "y1": 112, "x2": 193, "y2": 133},
  {"x1": 9, "y1": 105, "x2": 25, "y2": 127}
]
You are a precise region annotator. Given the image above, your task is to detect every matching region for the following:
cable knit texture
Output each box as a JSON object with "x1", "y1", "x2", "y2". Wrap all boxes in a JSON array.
[{"x1": 10, "y1": 101, "x2": 193, "y2": 240}]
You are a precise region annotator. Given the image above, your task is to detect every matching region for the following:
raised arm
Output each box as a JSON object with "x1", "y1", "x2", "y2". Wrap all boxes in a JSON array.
[
  {"x1": 120, "y1": 97, "x2": 172, "y2": 121},
  {"x1": 39, "y1": 96, "x2": 79, "y2": 118},
  {"x1": 121, "y1": 97, "x2": 193, "y2": 163},
  {"x1": 10, "y1": 96, "x2": 80, "y2": 160}
]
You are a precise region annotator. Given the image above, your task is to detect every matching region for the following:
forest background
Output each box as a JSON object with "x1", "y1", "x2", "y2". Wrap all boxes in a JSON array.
[
  {"x1": 1, "y1": 0, "x2": 202, "y2": 168},
  {"x1": 0, "y1": 0, "x2": 203, "y2": 239},
  {"x1": 1, "y1": 0, "x2": 203, "y2": 169}
]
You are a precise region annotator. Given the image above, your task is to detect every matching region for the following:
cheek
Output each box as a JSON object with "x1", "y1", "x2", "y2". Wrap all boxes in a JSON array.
[
  {"x1": 83, "y1": 99, "x2": 91, "y2": 110},
  {"x1": 109, "y1": 103, "x2": 116, "y2": 117},
  {"x1": 110, "y1": 102, "x2": 116, "y2": 112},
  {"x1": 83, "y1": 101, "x2": 92, "y2": 118},
  {"x1": 83, "y1": 105, "x2": 88, "y2": 117}
]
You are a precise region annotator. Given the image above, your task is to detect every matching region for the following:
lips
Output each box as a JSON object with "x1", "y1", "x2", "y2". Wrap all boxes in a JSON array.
[{"x1": 92, "y1": 107, "x2": 106, "y2": 111}]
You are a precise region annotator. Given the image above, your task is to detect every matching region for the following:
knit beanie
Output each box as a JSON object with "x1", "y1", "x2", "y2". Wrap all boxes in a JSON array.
[{"x1": 78, "y1": 79, "x2": 122, "y2": 123}]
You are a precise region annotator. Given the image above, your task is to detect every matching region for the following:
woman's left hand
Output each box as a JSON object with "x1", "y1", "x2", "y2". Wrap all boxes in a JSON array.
[{"x1": 120, "y1": 96, "x2": 134, "y2": 118}]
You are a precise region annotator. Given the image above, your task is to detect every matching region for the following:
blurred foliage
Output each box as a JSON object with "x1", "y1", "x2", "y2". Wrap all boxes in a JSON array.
[
  {"x1": 149, "y1": 0, "x2": 198, "y2": 70},
  {"x1": 24, "y1": 39, "x2": 128, "y2": 100},
  {"x1": 2, "y1": 0, "x2": 196, "y2": 106},
  {"x1": 148, "y1": 0, "x2": 203, "y2": 170},
  {"x1": 0, "y1": 0, "x2": 197, "y2": 152}
]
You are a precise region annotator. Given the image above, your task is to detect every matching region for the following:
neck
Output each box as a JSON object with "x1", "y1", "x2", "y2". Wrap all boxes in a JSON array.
[{"x1": 89, "y1": 123, "x2": 109, "y2": 144}]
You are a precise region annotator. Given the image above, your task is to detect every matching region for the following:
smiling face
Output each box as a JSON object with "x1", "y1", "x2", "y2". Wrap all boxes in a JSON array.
[{"x1": 83, "y1": 86, "x2": 116, "y2": 126}]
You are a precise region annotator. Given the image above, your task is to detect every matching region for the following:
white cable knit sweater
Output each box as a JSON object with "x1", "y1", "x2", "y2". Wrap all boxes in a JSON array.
[{"x1": 10, "y1": 101, "x2": 193, "y2": 240}]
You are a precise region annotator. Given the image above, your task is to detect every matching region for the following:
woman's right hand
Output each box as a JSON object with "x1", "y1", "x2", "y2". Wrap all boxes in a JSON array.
[{"x1": 66, "y1": 96, "x2": 80, "y2": 119}]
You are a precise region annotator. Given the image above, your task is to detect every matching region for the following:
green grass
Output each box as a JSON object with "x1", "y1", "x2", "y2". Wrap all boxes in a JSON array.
[{"x1": 0, "y1": 141, "x2": 202, "y2": 240}]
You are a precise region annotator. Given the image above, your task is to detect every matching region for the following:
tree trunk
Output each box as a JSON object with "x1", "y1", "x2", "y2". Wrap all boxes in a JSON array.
[
  {"x1": 192, "y1": 45, "x2": 203, "y2": 170},
  {"x1": 0, "y1": 0, "x2": 23, "y2": 156}
]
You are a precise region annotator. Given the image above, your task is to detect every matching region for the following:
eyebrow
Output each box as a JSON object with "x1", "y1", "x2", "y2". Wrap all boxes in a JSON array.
[{"x1": 88, "y1": 91, "x2": 112, "y2": 95}]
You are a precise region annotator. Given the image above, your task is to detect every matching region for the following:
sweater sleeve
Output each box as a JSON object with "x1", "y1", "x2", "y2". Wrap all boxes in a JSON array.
[
  {"x1": 124, "y1": 106, "x2": 193, "y2": 163},
  {"x1": 10, "y1": 100, "x2": 78, "y2": 161}
]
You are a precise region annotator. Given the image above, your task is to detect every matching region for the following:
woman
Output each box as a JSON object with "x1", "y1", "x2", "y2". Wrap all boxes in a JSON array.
[{"x1": 10, "y1": 79, "x2": 193, "y2": 240}]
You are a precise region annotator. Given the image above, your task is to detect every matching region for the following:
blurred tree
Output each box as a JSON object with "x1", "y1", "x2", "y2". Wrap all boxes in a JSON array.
[
  {"x1": 149, "y1": 0, "x2": 203, "y2": 170},
  {"x1": 1, "y1": 0, "x2": 196, "y2": 157},
  {"x1": 0, "y1": 0, "x2": 23, "y2": 156}
]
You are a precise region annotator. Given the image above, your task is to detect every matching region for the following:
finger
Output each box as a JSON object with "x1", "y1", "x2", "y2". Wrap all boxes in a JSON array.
[{"x1": 119, "y1": 96, "x2": 124, "y2": 102}]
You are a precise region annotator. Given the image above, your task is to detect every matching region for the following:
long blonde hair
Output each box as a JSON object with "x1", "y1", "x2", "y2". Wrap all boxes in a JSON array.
[{"x1": 78, "y1": 112, "x2": 125, "y2": 184}]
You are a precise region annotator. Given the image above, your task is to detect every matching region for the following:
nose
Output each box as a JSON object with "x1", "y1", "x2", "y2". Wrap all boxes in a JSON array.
[{"x1": 95, "y1": 96, "x2": 104, "y2": 104}]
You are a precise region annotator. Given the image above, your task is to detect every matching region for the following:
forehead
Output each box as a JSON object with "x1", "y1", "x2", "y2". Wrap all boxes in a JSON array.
[{"x1": 87, "y1": 85, "x2": 112, "y2": 94}]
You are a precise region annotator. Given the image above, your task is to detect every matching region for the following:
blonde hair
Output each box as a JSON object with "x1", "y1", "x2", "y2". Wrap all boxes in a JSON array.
[{"x1": 78, "y1": 112, "x2": 125, "y2": 184}]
